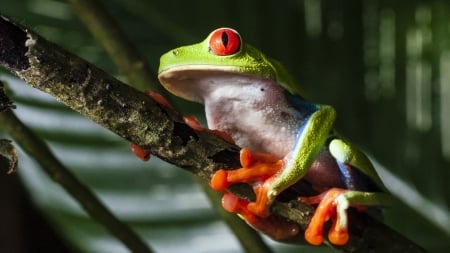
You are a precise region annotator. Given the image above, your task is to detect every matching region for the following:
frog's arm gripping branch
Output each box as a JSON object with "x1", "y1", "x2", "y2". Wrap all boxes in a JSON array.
[{"x1": 0, "y1": 15, "x2": 426, "y2": 253}]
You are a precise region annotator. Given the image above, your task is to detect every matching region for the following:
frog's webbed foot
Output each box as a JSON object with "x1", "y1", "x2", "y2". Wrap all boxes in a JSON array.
[
  {"x1": 297, "y1": 138, "x2": 391, "y2": 245},
  {"x1": 211, "y1": 148, "x2": 283, "y2": 218},
  {"x1": 300, "y1": 188, "x2": 351, "y2": 245},
  {"x1": 300, "y1": 188, "x2": 391, "y2": 246}
]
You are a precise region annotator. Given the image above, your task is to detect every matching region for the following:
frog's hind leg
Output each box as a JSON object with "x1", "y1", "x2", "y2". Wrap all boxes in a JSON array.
[{"x1": 301, "y1": 138, "x2": 392, "y2": 246}]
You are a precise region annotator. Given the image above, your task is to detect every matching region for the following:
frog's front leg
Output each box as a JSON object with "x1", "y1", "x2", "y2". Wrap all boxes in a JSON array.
[
  {"x1": 211, "y1": 105, "x2": 336, "y2": 237},
  {"x1": 301, "y1": 139, "x2": 392, "y2": 246}
]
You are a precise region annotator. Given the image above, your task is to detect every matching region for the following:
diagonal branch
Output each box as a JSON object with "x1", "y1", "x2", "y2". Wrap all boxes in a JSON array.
[{"x1": 0, "y1": 14, "x2": 427, "y2": 253}]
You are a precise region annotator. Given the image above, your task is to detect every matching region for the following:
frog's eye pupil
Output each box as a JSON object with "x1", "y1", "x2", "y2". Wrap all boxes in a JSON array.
[
  {"x1": 222, "y1": 32, "x2": 229, "y2": 48},
  {"x1": 209, "y1": 28, "x2": 241, "y2": 56}
]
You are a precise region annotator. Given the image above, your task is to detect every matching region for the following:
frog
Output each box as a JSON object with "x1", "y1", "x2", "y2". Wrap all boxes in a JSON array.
[{"x1": 133, "y1": 27, "x2": 392, "y2": 246}]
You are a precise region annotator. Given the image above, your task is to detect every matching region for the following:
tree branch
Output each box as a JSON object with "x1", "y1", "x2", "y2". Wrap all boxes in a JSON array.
[{"x1": 0, "y1": 14, "x2": 427, "y2": 253}]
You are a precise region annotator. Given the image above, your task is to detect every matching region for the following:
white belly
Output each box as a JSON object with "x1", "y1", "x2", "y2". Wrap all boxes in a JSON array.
[{"x1": 203, "y1": 81, "x2": 302, "y2": 158}]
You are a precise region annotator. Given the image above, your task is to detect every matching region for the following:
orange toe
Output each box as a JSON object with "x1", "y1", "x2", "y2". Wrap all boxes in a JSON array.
[
  {"x1": 246, "y1": 178, "x2": 276, "y2": 217},
  {"x1": 221, "y1": 192, "x2": 245, "y2": 213},
  {"x1": 240, "y1": 148, "x2": 279, "y2": 168},
  {"x1": 240, "y1": 148, "x2": 254, "y2": 167},
  {"x1": 304, "y1": 208, "x2": 328, "y2": 245},
  {"x1": 183, "y1": 116, "x2": 204, "y2": 131},
  {"x1": 210, "y1": 169, "x2": 230, "y2": 192},
  {"x1": 145, "y1": 91, "x2": 174, "y2": 109},
  {"x1": 328, "y1": 219, "x2": 349, "y2": 245},
  {"x1": 130, "y1": 143, "x2": 151, "y2": 161},
  {"x1": 247, "y1": 196, "x2": 270, "y2": 217},
  {"x1": 305, "y1": 228, "x2": 325, "y2": 246},
  {"x1": 210, "y1": 129, "x2": 235, "y2": 144}
]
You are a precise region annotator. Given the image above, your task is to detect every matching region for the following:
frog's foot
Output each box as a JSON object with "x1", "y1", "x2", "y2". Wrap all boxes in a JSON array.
[
  {"x1": 210, "y1": 148, "x2": 283, "y2": 217},
  {"x1": 300, "y1": 188, "x2": 350, "y2": 246},
  {"x1": 222, "y1": 192, "x2": 299, "y2": 240}
]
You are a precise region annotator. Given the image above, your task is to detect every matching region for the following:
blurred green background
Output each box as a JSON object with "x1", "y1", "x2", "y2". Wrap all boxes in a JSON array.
[{"x1": 1, "y1": 0, "x2": 449, "y2": 252}]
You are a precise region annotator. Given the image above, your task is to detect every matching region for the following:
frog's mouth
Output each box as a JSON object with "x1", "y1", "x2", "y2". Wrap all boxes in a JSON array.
[{"x1": 158, "y1": 65, "x2": 272, "y2": 104}]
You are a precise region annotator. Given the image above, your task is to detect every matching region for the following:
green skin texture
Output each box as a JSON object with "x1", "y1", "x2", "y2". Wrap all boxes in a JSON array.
[{"x1": 158, "y1": 28, "x2": 391, "y2": 230}]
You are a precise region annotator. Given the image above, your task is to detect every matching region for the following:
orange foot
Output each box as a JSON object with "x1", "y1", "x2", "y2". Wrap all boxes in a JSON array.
[
  {"x1": 211, "y1": 148, "x2": 283, "y2": 217},
  {"x1": 222, "y1": 192, "x2": 299, "y2": 240},
  {"x1": 300, "y1": 188, "x2": 350, "y2": 246}
]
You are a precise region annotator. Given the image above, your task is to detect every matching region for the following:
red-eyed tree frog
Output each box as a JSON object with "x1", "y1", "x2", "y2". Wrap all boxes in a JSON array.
[{"x1": 133, "y1": 28, "x2": 392, "y2": 246}]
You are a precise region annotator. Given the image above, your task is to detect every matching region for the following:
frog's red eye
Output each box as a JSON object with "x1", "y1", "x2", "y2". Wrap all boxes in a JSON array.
[{"x1": 209, "y1": 28, "x2": 241, "y2": 56}]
